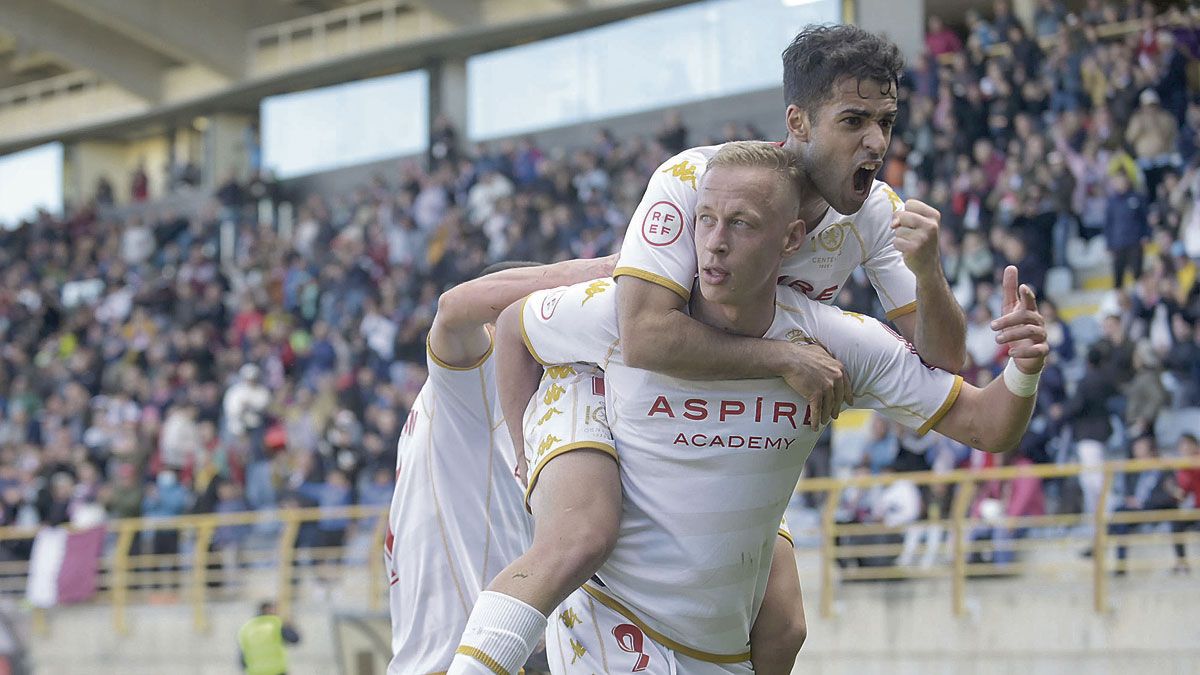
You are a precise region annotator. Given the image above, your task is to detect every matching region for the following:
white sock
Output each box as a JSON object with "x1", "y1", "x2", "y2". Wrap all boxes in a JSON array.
[{"x1": 448, "y1": 591, "x2": 547, "y2": 675}]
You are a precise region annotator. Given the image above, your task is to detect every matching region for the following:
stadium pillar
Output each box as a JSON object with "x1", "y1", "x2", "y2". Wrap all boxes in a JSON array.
[
  {"x1": 65, "y1": 140, "x2": 129, "y2": 209},
  {"x1": 427, "y1": 56, "x2": 469, "y2": 155},
  {"x1": 852, "y1": 0, "x2": 925, "y2": 61},
  {"x1": 204, "y1": 113, "x2": 255, "y2": 188}
]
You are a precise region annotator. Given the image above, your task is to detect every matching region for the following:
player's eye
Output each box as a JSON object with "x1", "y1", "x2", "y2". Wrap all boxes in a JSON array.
[
  {"x1": 698, "y1": 213, "x2": 715, "y2": 226},
  {"x1": 842, "y1": 117, "x2": 862, "y2": 128},
  {"x1": 880, "y1": 119, "x2": 895, "y2": 131},
  {"x1": 732, "y1": 219, "x2": 750, "y2": 229}
]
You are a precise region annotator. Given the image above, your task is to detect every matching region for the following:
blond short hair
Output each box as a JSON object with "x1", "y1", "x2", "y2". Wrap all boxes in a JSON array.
[{"x1": 705, "y1": 141, "x2": 802, "y2": 200}]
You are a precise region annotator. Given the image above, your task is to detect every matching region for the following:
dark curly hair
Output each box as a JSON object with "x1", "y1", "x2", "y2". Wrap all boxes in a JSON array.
[{"x1": 782, "y1": 24, "x2": 905, "y2": 117}]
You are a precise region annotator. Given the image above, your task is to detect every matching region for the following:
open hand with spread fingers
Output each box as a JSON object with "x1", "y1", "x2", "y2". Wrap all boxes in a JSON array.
[{"x1": 990, "y1": 265, "x2": 1049, "y2": 375}]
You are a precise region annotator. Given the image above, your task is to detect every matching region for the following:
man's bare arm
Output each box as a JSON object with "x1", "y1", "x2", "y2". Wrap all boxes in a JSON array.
[
  {"x1": 892, "y1": 270, "x2": 967, "y2": 372},
  {"x1": 617, "y1": 276, "x2": 852, "y2": 426},
  {"x1": 429, "y1": 255, "x2": 616, "y2": 368},
  {"x1": 934, "y1": 267, "x2": 1046, "y2": 453},
  {"x1": 890, "y1": 200, "x2": 967, "y2": 372},
  {"x1": 495, "y1": 301, "x2": 543, "y2": 483}
]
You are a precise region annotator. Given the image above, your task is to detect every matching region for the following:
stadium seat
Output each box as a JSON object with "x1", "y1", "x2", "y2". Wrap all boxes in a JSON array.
[
  {"x1": 1068, "y1": 314, "x2": 1101, "y2": 349},
  {"x1": 1153, "y1": 408, "x2": 1200, "y2": 447},
  {"x1": 1045, "y1": 267, "x2": 1073, "y2": 298}
]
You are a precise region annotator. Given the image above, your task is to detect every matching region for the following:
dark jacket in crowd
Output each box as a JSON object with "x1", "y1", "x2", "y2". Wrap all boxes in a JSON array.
[{"x1": 1103, "y1": 189, "x2": 1149, "y2": 250}]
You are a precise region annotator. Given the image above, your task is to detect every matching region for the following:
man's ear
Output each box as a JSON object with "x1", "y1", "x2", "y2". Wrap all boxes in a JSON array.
[
  {"x1": 782, "y1": 218, "x2": 807, "y2": 257},
  {"x1": 786, "y1": 104, "x2": 810, "y2": 143}
]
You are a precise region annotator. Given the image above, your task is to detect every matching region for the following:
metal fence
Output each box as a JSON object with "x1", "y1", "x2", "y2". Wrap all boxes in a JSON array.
[{"x1": 6, "y1": 456, "x2": 1199, "y2": 637}]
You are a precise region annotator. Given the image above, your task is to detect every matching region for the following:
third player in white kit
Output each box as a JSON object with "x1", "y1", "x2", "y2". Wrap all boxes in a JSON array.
[{"x1": 386, "y1": 257, "x2": 613, "y2": 674}]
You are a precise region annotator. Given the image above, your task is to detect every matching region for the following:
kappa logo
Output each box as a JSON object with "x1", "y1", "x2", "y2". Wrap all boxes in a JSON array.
[
  {"x1": 582, "y1": 280, "x2": 611, "y2": 304},
  {"x1": 540, "y1": 289, "x2": 566, "y2": 320},
  {"x1": 543, "y1": 383, "x2": 566, "y2": 405},
  {"x1": 640, "y1": 201, "x2": 685, "y2": 247},
  {"x1": 560, "y1": 607, "x2": 582, "y2": 629},
  {"x1": 536, "y1": 407, "x2": 563, "y2": 426},
  {"x1": 569, "y1": 638, "x2": 588, "y2": 664},
  {"x1": 545, "y1": 365, "x2": 577, "y2": 379},
  {"x1": 537, "y1": 434, "x2": 563, "y2": 457},
  {"x1": 661, "y1": 160, "x2": 698, "y2": 189},
  {"x1": 882, "y1": 184, "x2": 903, "y2": 212}
]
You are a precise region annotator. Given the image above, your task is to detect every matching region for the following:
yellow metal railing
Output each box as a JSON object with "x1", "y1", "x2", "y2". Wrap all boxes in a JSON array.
[
  {"x1": 793, "y1": 456, "x2": 1200, "y2": 619},
  {"x1": 0, "y1": 504, "x2": 390, "y2": 636},
  {"x1": 3, "y1": 456, "x2": 1198, "y2": 636}
]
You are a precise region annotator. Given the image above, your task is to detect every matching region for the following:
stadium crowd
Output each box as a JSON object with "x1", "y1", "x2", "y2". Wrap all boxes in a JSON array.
[{"x1": 0, "y1": 0, "x2": 1197, "y2": 571}]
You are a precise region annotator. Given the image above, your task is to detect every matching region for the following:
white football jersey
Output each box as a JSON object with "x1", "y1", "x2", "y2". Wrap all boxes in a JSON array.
[
  {"x1": 520, "y1": 279, "x2": 960, "y2": 659},
  {"x1": 385, "y1": 339, "x2": 532, "y2": 675},
  {"x1": 616, "y1": 143, "x2": 917, "y2": 320}
]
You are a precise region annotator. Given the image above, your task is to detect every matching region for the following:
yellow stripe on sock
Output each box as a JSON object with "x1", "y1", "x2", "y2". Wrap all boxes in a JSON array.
[{"x1": 454, "y1": 646, "x2": 510, "y2": 675}]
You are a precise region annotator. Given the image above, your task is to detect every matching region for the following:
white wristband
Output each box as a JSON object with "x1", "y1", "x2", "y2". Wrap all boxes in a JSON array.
[{"x1": 1002, "y1": 358, "x2": 1041, "y2": 398}]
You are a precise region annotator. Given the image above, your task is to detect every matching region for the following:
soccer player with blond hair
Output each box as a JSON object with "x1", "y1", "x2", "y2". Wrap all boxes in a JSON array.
[{"x1": 451, "y1": 142, "x2": 1045, "y2": 673}]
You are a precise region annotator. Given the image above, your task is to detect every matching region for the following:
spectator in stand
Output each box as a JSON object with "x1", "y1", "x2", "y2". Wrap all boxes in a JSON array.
[
  {"x1": 1055, "y1": 346, "x2": 1117, "y2": 517},
  {"x1": 1032, "y1": 0, "x2": 1067, "y2": 39},
  {"x1": 1124, "y1": 341, "x2": 1169, "y2": 438},
  {"x1": 95, "y1": 177, "x2": 115, "y2": 207},
  {"x1": 1126, "y1": 89, "x2": 1181, "y2": 199},
  {"x1": 1104, "y1": 171, "x2": 1150, "y2": 288},
  {"x1": 429, "y1": 113, "x2": 460, "y2": 169},
  {"x1": 990, "y1": 0, "x2": 1019, "y2": 38},
  {"x1": 1168, "y1": 433, "x2": 1200, "y2": 573},
  {"x1": 925, "y1": 15, "x2": 963, "y2": 57},
  {"x1": 131, "y1": 162, "x2": 149, "y2": 202},
  {"x1": 656, "y1": 109, "x2": 688, "y2": 154},
  {"x1": 223, "y1": 364, "x2": 271, "y2": 461},
  {"x1": 1108, "y1": 434, "x2": 1177, "y2": 574},
  {"x1": 1164, "y1": 314, "x2": 1200, "y2": 406},
  {"x1": 141, "y1": 469, "x2": 189, "y2": 584}
]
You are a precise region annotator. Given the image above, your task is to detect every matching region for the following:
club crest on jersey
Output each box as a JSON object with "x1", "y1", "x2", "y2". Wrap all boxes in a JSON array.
[
  {"x1": 641, "y1": 201, "x2": 685, "y2": 247},
  {"x1": 817, "y1": 222, "x2": 848, "y2": 252},
  {"x1": 540, "y1": 289, "x2": 566, "y2": 320},
  {"x1": 584, "y1": 403, "x2": 607, "y2": 426},
  {"x1": 786, "y1": 329, "x2": 817, "y2": 345},
  {"x1": 661, "y1": 160, "x2": 698, "y2": 189}
]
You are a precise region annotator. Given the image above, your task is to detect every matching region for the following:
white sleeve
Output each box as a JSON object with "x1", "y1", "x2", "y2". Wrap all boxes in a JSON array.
[
  {"x1": 520, "y1": 278, "x2": 621, "y2": 368},
  {"x1": 860, "y1": 182, "x2": 919, "y2": 321},
  {"x1": 806, "y1": 302, "x2": 962, "y2": 435},
  {"x1": 612, "y1": 148, "x2": 708, "y2": 301},
  {"x1": 423, "y1": 335, "x2": 497, "y2": 428}
]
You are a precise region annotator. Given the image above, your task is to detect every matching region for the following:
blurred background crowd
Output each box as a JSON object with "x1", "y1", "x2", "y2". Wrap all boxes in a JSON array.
[{"x1": 0, "y1": 0, "x2": 1198, "y2": 572}]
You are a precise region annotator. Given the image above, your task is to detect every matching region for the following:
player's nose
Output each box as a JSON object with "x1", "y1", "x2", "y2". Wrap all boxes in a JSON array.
[{"x1": 862, "y1": 124, "x2": 887, "y2": 155}]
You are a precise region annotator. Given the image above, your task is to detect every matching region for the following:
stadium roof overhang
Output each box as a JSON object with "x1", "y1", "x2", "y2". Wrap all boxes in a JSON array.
[{"x1": 0, "y1": 0, "x2": 701, "y2": 155}]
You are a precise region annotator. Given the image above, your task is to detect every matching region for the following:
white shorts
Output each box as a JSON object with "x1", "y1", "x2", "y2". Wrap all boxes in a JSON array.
[
  {"x1": 543, "y1": 586, "x2": 753, "y2": 675},
  {"x1": 523, "y1": 364, "x2": 616, "y2": 510}
]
